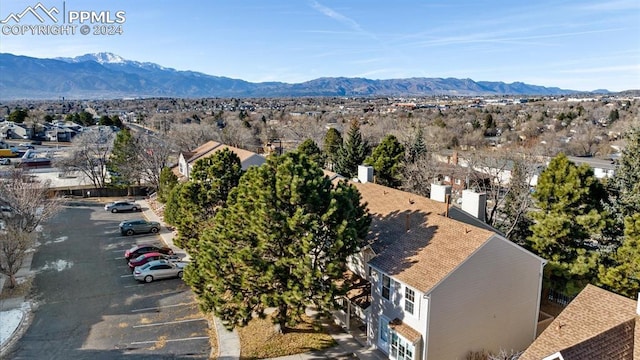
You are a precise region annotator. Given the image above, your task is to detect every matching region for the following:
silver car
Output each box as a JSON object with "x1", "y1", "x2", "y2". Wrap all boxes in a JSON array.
[
  {"x1": 133, "y1": 259, "x2": 188, "y2": 283},
  {"x1": 105, "y1": 201, "x2": 140, "y2": 213}
]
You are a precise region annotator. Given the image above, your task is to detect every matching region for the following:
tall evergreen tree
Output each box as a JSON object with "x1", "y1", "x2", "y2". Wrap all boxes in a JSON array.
[
  {"x1": 297, "y1": 139, "x2": 326, "y2": 168},
  {"x1": 607, "y1": 128, "x2": 640, "y2": 238},
  {"x1": 407, "y1": 127, "x2": 427, "y2": 163},
  {"x1": 157, "y1": 167, "x2": 178, "y2": 203},
  {"x1": 334, "y1": 120, "x2": 369, "y2": 178},
  {"x1": 598, "y1": 214, "x2": 640, "y2": 299},
  {"x1": 364, "y1": 134, "x2": 405, "y2": 188},
  {"x1": 185, "y1": 151, "x2": 371, "y2": 331},
  {"x1": 163, "y1": 148, "x2": 243, "y2": 252},
  {"x1": 108, "y1": 128, "x2": 140, "y2": 190},
  {"x1": 323, "y1": 128, "x2": 342, "y2": 170},
  {"x1": 528, "y1": 153, "x2": 608, "y2": 295}
]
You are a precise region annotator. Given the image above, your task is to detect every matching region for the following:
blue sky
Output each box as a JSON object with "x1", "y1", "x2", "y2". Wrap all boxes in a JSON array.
[{"x1": 1, "y1": 0, "x2": 639, "y2": 91}]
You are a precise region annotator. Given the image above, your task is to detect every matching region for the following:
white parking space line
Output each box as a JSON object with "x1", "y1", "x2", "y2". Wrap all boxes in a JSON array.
[
  {"x1": 124, "y1": 284, "x2": 144, "y2": 288},
  {"x1": 132, "y1": 318, "x2": 206, "y2": 328},
  {"x1": 130, "y1": 336, "x2": 209, "y2": 345},
  {"x1": 131, "y1": 302, "x2": 195, "y2": 313},
  {"x1": 121, "y1": 274, "x2": 134, "y2": 278}
]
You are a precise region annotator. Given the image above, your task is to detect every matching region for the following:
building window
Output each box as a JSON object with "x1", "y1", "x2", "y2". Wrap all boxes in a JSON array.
[
  {"x1": 391, "y1": 333, "x2": 415, "y2": 360},
  {"x1": 380, "y1": 320, "x2": 389, "y2": 343},
  {"x1": 382, "y1": 274, "x2": 392, "y2": 300},
  {"x1": 405, "y1": 287, "x2": 415, "y2": 315}
]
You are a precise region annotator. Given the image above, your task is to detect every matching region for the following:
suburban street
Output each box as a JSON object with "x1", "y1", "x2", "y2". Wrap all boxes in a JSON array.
[{"x1": 6, "y1": 204, "x2": 211, "y2": 359}]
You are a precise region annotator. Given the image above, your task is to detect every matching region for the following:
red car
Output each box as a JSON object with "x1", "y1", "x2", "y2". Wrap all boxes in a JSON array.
[
  {"x1": 124, "y1": 244, "x2": 174, "y2": 260},
  {"x1": 128, "y1": 252, "x2": 181, "y2": 269}
]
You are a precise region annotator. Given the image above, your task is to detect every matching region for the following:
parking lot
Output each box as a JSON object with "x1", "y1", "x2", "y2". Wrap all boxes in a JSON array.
[{"x1": 7, "y1": 204, "x2": 211, "y2": 359}]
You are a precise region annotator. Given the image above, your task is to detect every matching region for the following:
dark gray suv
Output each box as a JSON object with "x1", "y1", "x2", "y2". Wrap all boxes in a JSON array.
[{"x1": 119, "y1": 219, "x2": 160, "y2": 236}]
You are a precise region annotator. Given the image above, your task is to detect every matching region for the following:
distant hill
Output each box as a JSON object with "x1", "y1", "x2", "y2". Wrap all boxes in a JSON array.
[{"x1": 0, "y1": 52, "x2": 604, "y2": 100}]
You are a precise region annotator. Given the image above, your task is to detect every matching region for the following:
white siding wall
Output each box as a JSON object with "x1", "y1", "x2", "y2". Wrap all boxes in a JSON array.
[
  {"x1": 178, "y1": 154, "x2": 188, "y2": 177},
  {"x1": 425, "y1": 236, "x2": 543, "y2": 360},
  {"x1": 368, "y1": 268, "x2": 428, "y2": 358}
]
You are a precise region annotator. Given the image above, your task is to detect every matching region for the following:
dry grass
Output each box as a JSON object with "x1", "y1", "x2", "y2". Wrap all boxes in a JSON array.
[
  {"x1": 0, "y1": 276, "x2": 33, "y2": 300},
  {"x1": 238, "y1": 314, "x2": 337, "y2": 359}
]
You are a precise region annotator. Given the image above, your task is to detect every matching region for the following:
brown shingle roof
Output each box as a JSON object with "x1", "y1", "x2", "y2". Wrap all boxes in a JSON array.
[
  {"x1": 172, "y1": 141, "x2": 266, "y2": 179},
  {"x1": 185, "y1": 141, "x2": 222, "y2": 163},
  {"x1": 520, "y1": 284, "x2": 639, "y2": 360},
  {"x1": 353, "y1": 181, "x2": 495, "y2": 293},
  {"x1": 390, "y1": 318, "x2": 421, "y2": 343}
]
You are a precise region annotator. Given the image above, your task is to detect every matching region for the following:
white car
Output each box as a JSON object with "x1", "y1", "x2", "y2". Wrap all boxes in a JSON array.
[{"x1": 133, "y1": 259, "x2": 188, "y2": 283}]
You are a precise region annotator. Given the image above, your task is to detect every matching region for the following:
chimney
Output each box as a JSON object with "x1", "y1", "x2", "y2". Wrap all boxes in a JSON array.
[
  {"x1": 461, "y1": 189, "x2": 486, "y2": 221},
  {"x1": 430, "y1": 183, "x2": 452, "y2": 203},
  {"x1": 405, "y1": 213, "x2": 410, "y2": 232},
  {"x1": 452, "y1": 151, "x2": 458, "y2": 165},
  {"x1": 357, "y1": 165, "x2": 374, "y2": 183}
]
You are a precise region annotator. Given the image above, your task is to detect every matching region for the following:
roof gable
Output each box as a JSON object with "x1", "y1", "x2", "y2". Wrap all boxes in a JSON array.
[
  {"x1": 355, "y1": 181, "x2": 495, "y2": 293},
  {"x1": 520, "y1": 284, "x2": 639, "y2": 360}
]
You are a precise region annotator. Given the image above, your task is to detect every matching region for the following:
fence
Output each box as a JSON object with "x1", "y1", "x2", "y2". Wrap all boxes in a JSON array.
[{"x1": 547, "y1": 289, "x2": 575, "y2": 307}]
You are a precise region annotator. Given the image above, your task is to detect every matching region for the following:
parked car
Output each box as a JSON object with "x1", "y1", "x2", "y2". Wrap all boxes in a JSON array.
[
  {"x1": 124, "y1": 244, "x2": 174, "y2": 260},
  {"x1": 119, "y1": 219, "x2": 160, "y2": 236},
  {"x1": 0, "y1": 158, "x2": 10, "y2": 165},
  {"x1": 128, "y1": 252, "x2": 182, "y2": 269},
  {"x1": 133, "y1": 259, "x2": 188, "y2": 283},
  {"x1": 105, "y1": 201, "x2": 140, "y2": 213}
]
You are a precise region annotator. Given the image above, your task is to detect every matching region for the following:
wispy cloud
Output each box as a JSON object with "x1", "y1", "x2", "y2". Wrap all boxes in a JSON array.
[
  {"x1": 309, "y1": 1, "x2": 377, "y2": 39},
  {"x1": 408, "y1": 27, "x2": 625, "y2": 49},
  {"x1": 578, "y1": 0, "x2": 640, "y2": 11}
]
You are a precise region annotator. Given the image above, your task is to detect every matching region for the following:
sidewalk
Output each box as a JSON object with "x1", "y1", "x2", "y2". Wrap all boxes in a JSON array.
[{"x1": 137, "y1": 199, "x2": 386, "y2": 360}]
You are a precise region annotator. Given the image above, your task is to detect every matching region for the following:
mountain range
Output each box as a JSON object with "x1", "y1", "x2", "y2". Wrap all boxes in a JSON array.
[{"x1": 0, "y1": 52, "x2": 606, "y2": 100}]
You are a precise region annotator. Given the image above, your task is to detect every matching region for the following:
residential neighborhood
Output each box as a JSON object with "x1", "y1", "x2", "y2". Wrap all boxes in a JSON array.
[{"x1": 0, "y1": 92, "x2": 639, "y2": 359}]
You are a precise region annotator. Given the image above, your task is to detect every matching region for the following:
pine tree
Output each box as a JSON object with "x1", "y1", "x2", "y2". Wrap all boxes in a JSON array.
[
  {"x1": 185, "y1": 151, "x2": 371, "y2": 331},
  {"x1": 528, "y1": 153, "x2": 608, "y2": 295},
  {"x1": 607, "y1": 128, "x2": 640, "y2": 238},
  {"x1": 297, "y1": 139, "x2": 326, "y2": 168},
  {"x1": 163, "y1": 148, "x2": 243, "y2": 252},
  {"x1": 407, "y1": 127, "x2": 427, "y2": 163},
  {"x1": 364, "y1": 134, "x2": 405, "y2": 188},
  {"x1": 157, "y1": 167, "x2": 178, "y2": 203},
  {"x1": 334, "y1": 120, "x2": 369, "y2": 178},
  {"x1": 108, "y1": 127, "x2": 139, "y2": 190},
  {"x1": 598, "y1": 214, "x2": 640, "y2": 299},
  {"x1": 323, "y1": 128, "x2": 342, "y2": 170}
]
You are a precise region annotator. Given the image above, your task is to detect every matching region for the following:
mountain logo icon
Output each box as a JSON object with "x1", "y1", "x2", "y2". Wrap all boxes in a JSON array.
[{"x1": 1, "y1": 2, "x2": 59, "y2": 24}]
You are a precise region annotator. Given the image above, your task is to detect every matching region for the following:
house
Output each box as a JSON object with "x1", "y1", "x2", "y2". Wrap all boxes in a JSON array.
[
  {"x1": 174, "y1": 140, "x2": 266, "y2": 181},
  {"x1": 519, "y1": 285, "x2": 640, "y2": 360},
  {"x1": 343, "y1": 166, "x2": 546, "y2": 360}
]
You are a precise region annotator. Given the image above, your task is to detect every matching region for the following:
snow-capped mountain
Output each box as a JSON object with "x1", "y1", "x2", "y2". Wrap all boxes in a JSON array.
[
  {"x1": 56, "y1": 52, "x2": 169, "y2": 71},
  {"x1": 0, "y1": 52, "x2": 593, "y2": 100}
]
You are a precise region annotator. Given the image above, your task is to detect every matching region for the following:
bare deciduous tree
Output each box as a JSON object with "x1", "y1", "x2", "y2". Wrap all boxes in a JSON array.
[
  {"x1": 167, "y1": 123, "x2": 220, "y2": 153},
  {"x1": 0, "y1": 169, "x2": 60, "y2": 288},
  {"x1": 55, "y1": 128, "x2": 115, "y2": 192},
  {"x1": 135, "y1": 133, "x2": 176, "y2": 192},
  {"x1": 0, "y1": 227, "x2": 34, "y2": 289},
  {"x1": 401, "y1": 154, "x2": 440, "y2": 198}
]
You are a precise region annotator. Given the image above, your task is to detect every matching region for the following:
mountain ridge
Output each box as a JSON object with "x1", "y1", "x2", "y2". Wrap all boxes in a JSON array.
[{"x1": 0, "y1": 52, "x2": 612, "y2": 100}]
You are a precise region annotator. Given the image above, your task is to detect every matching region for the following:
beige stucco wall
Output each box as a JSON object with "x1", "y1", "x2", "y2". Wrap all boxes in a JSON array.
[{"x1": 425, "y1": 235, "x2": 543, "y2": 360}]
